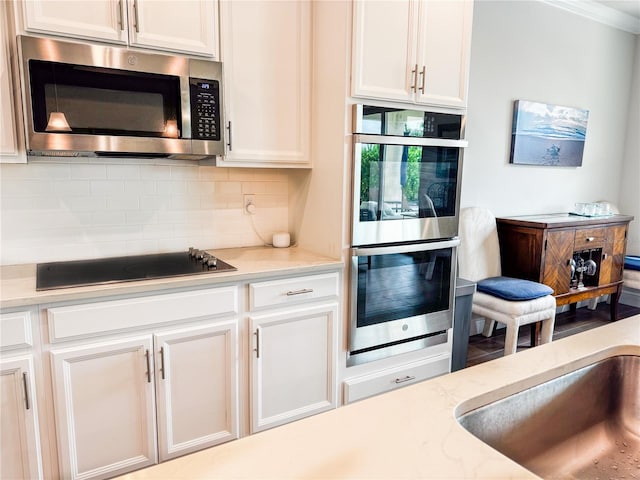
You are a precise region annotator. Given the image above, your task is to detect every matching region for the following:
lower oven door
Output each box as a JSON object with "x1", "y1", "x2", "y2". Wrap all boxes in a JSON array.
[{"x1": 349, "y1": 238, "x2": 459, "y2": 355}]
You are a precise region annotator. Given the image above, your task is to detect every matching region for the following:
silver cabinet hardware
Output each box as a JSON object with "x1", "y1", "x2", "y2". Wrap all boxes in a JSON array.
[
  {"x1": 145, "y1": 349, "x2": 151, "y2": 383},
  {"x1": 586, "y1": 237, "x2": 595, "y2": 242},
  {"x1": 133, "y1": 0, "x2": 140, "y2": 33},
  {"x1": 410, "y1": 64, "x2": 418, "y2": 92},
  {"x1": 254, "y1": 329, "x2": 261, "y2": 358},
  {"x1": 419, "y1": 65, "x2": 426, "y2": 93},
  {"x1": 159, "y1": 347, "x2": 166, "y2": 380},
  {"x1": 286, "y1": 288, "x2": 314, "y2": 296},
  {"x1": 226, "y1": 121, "x2": 233, "y2": 151},
  {"x1": 117, "y1": 0, "x2": 125, "y2": 30},
  {"x1": 394, "y1": 375, "x2": 416, "y2": 384},
  {"x1": 22, "y1": 372, "x2": 30, "y2": 410}
]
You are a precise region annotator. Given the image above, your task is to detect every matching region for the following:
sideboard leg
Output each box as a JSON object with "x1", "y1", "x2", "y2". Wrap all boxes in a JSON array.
[{"x1": 609, "y1": 285, "x2": 622, "y2": 321}]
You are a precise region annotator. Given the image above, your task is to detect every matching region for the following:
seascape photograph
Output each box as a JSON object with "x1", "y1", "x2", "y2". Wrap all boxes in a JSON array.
[{"x1": 510, "y1": 100, "x2": 589, "y2": 166}]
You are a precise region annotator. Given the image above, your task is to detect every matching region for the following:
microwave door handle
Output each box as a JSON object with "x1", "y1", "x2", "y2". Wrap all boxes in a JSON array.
[{"x1": 352, "y1": 238, "x2": 460, "y2": 257}]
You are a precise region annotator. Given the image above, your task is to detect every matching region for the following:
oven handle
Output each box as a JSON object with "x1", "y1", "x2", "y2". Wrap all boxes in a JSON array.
[
  {"x1": 353, "y1": 134, "x2": 468, "y2": 148},
  {"x1": 352, "y1": 238, "x2": 460, "y2": 257}
]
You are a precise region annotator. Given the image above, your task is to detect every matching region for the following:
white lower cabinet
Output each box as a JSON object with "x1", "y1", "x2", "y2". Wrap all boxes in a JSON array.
[
  {"x1": 154, "y1": 322, "x2": 237, "y2": 462},
  {"x1": 248, "y1": 272, "x2": 340, "y2": 433},
  {"x1": 51, "y1": 336, "x2": 157, "y2": 480},
  {"x1": 51, "y1": 322, "x2": 239, "y2": 480},
  {"x1": 0, "y1": 355, "x2": 43, "y2": 479},
  {"x1": 250, "y1": 303, "x2": 338, "y2": 433}
]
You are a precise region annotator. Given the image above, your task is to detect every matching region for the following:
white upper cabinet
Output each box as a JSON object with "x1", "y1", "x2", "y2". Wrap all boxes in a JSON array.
[
  {"x1": 218, "y1": 0, "x2": 311, "y2": 167},
  {"x1": 351, "y1": 0, "x2": 473, "y2": 109},
  {"x1": 1, "y1": 1, "x2": 25, "y2": 163},
  {"x1": 21, "y1": 0, "x2": 219, "y2": 58}
]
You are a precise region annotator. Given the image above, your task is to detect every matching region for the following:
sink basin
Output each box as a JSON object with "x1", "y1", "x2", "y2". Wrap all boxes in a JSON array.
[{"x1": 457, "y1": 355, "x2": 640, "y2": 479}]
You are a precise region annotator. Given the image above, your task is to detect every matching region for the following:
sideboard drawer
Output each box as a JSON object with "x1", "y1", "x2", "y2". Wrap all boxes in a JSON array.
[{"x1": 574, "y1": 227, "x2": 607, "y2": 250}]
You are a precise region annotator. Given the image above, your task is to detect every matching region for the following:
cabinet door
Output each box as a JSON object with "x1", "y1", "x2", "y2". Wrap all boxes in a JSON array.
[
  {"x1": 0, "y1": 356, "x2": 42, "y2": 479},
  {"x1": 22, "y1": 0, "x2": 128, "y2": 44},
  {"x1": 415, "y1": 0, "x2": 472, "y2": 108},
  {"x1": 128, "y1": 0, "x2": 218, "y2": 57},
  {"x1": 1, "y1": 1, "x2": 25, "y2": 163},
  {"x1": 219, "y1": 0, "x2": 311, "y2": 166},
  {"x1": 600, "y1": 225, "x2": 628, "y2": 284},
  {"x1": 51, "y1": 336, "x2": 157, "y2": 480},
  {"x1": 250, "y1": 303, "x2": 338, "y2": 433},
  {"x1": 351, "y1": 0, "x2": 418, "y2": 103},
  {"x1": 154, "y1": 321, "x2": 238, "y2": 462},
  {"x1": 542, "y1": 230, "x2": 575, "y2": 296}
]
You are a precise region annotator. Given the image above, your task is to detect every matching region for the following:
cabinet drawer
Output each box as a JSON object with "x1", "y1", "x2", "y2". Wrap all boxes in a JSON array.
[
  {"x1": 249, "y1": 272, "x2": 339, "y2": 310},
  {"x1": 47, "y1": 286, "x2": 238, "y2": 342},
  {"x1": 343, "y1": 354, "x2": 450, "y2": 404},
  {"x1": 0, "y1": 311, "x2": 33, "y2": 350},
  {"x1": 574, "y1": 227, "x2": 606, "y2": 250}
]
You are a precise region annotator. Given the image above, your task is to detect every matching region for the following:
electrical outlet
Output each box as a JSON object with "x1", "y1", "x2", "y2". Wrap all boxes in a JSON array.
[{"x1": 243, "y1": 194, "x2": 256, "y2": 215}]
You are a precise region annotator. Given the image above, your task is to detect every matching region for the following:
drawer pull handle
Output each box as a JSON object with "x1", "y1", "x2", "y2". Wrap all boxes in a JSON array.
[
  {"x1": 145, "y1": 349, "x2": 151, "y2": 383},
  {"x1": 286, "y1": 288, "x2": 314, "y2": 296},
  {"x1": 586, "y1": 237, "x2": 595, "y2": 242},
  {"x1": 22, "y1": 372, "x2": 30, "y2": 410},
  {"x1": 394, "y1": 375, "x2": 416, "y2": 384}
]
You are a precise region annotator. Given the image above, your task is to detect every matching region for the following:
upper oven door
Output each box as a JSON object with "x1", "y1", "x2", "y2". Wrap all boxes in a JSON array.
[{"x1": 352, "y1": 106, "x2": 467, "y2": 246}]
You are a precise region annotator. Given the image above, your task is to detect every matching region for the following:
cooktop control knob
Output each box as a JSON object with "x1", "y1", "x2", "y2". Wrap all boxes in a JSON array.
[{"x1": 206, "y1": 256, "x2": 218, "y2": 269}]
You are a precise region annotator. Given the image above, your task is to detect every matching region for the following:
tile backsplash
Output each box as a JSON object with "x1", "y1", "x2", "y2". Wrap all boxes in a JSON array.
[{"x1": 0, "y1": 158, "x2": 289, "y2": 265}]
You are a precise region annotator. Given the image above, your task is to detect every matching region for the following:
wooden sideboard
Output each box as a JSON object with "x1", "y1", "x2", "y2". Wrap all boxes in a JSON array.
[{"x1": 496, "y1": 213, "x2": 634, "y2": 321}]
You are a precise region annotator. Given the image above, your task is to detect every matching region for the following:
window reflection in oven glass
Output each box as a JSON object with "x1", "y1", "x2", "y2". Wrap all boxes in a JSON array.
[
  {"x1": 356, "y1": 248, "x2": 452, "y2": 328},
  {"x1": 358, "y1": 145, "x2": 458, "y2": 222}
]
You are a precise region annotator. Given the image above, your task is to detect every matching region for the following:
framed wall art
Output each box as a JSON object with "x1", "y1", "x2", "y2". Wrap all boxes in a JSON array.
[{"x1": 509, "y1": 100, "x2": 589, "y2": 167}]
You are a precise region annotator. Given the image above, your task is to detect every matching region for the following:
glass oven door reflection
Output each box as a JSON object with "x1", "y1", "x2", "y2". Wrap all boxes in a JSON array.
[{"x1": 349, "y1": 239, "x2": 459, "y2": 355}]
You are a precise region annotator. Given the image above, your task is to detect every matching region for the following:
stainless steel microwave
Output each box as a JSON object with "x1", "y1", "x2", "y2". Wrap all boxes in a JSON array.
[{"x1": 18, "y1": 35, "x2": 224, "y2": 160}]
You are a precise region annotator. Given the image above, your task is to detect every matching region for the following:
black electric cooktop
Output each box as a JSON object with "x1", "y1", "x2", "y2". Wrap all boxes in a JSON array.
[{"x1": 36, "y1": 250, "x2": 236, "y2": 291}]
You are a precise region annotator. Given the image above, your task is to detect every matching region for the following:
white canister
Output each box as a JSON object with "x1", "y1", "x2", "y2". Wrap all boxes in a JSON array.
[{"x1": 272, "y1": 232, "x2": 291, "y2": 248}]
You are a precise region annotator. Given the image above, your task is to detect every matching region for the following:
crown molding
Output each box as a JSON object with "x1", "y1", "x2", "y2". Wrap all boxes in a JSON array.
[{"x1": 541, "y1": 0, "x2": 640, "y2": 34}]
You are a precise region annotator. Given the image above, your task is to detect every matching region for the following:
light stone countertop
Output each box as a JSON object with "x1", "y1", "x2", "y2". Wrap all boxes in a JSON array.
[
  {"x1": 0, "y1": 246, "x2": 343, "y2": 309},
  {"x1": 115, "y1": 315, "x2": 640, "y2": 480}
]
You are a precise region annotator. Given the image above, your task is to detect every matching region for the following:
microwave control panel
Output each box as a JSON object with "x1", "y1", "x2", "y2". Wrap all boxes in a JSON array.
[{"x1": 189, "y1": 78, "x2": 221, "y2": 141}]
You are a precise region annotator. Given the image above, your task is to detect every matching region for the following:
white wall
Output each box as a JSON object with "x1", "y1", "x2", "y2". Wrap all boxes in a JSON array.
[
  {"x1": 619, "y1": 35, "x2": 640, "y2": 255},
  {"x1": 462, "y1": 1, "x2": 637, "y2": 220},
  {"x1": 0, "y1": 159, "x2": 289, "y2": 265}
]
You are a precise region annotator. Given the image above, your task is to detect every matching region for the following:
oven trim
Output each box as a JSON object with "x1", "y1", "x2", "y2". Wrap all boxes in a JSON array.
[{"x1": 348, "y1": 239, "x2": 459, "y2": 355}]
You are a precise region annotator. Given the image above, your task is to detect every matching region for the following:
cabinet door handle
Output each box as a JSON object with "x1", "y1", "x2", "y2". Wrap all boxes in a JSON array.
[
  {"x1": 159, "y1": 346, "x2": 166, "y2": 380},
  {"x1": 132, "y1": 0, "x2": 140, "y2": 33},
  {"x1": 394, "y1": 375, "x2": 416, "y2": 384},
  {"x1": 254, "y1": 328, "x2": 261, "y2": 358},
  {"x1": 145, "y1": 349, "x2": 151, "y2": 383},
  {"x1": 286, "y1": 288, "x2": 314, "y2": 296},
  {"x1": 226, "y1": 121, "x2": 233, "y2": 151},
  {"x1": 117, "y1": 0, "x2": 125, "y2": 30},
  {"x1": 22, "y1": 372, "x2": 31, "y2": 410},
  {"x1": 602, "y1": 253, "x2": 607, "y2": 260},
  {"x1": 419, "y1": 65, "x2": 426, "y2": 94},
  {"x1": 410, "y1": 64, "x2": 418, "y2": 92}
]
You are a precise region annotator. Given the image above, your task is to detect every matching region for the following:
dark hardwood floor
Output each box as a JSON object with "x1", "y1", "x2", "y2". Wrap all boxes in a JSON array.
[{"x1": 466, "y1": 302, "x2": 640, "y2": 367}]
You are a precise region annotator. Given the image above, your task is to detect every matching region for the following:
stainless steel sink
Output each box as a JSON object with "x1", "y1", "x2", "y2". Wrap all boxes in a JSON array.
[{"x1": 457, "y1": 355, "x2": 640, "y2": 479}]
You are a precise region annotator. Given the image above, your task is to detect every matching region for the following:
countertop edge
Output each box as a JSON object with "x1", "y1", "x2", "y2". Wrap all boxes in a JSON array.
[{"x1": 0, "y1": 246, "x2": 344, "y2": 309}]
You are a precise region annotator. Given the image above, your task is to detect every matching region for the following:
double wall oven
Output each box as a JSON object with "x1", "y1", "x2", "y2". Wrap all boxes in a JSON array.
[{"x1": 348, "y1": 105, "x2": 467, "y2": 366}]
